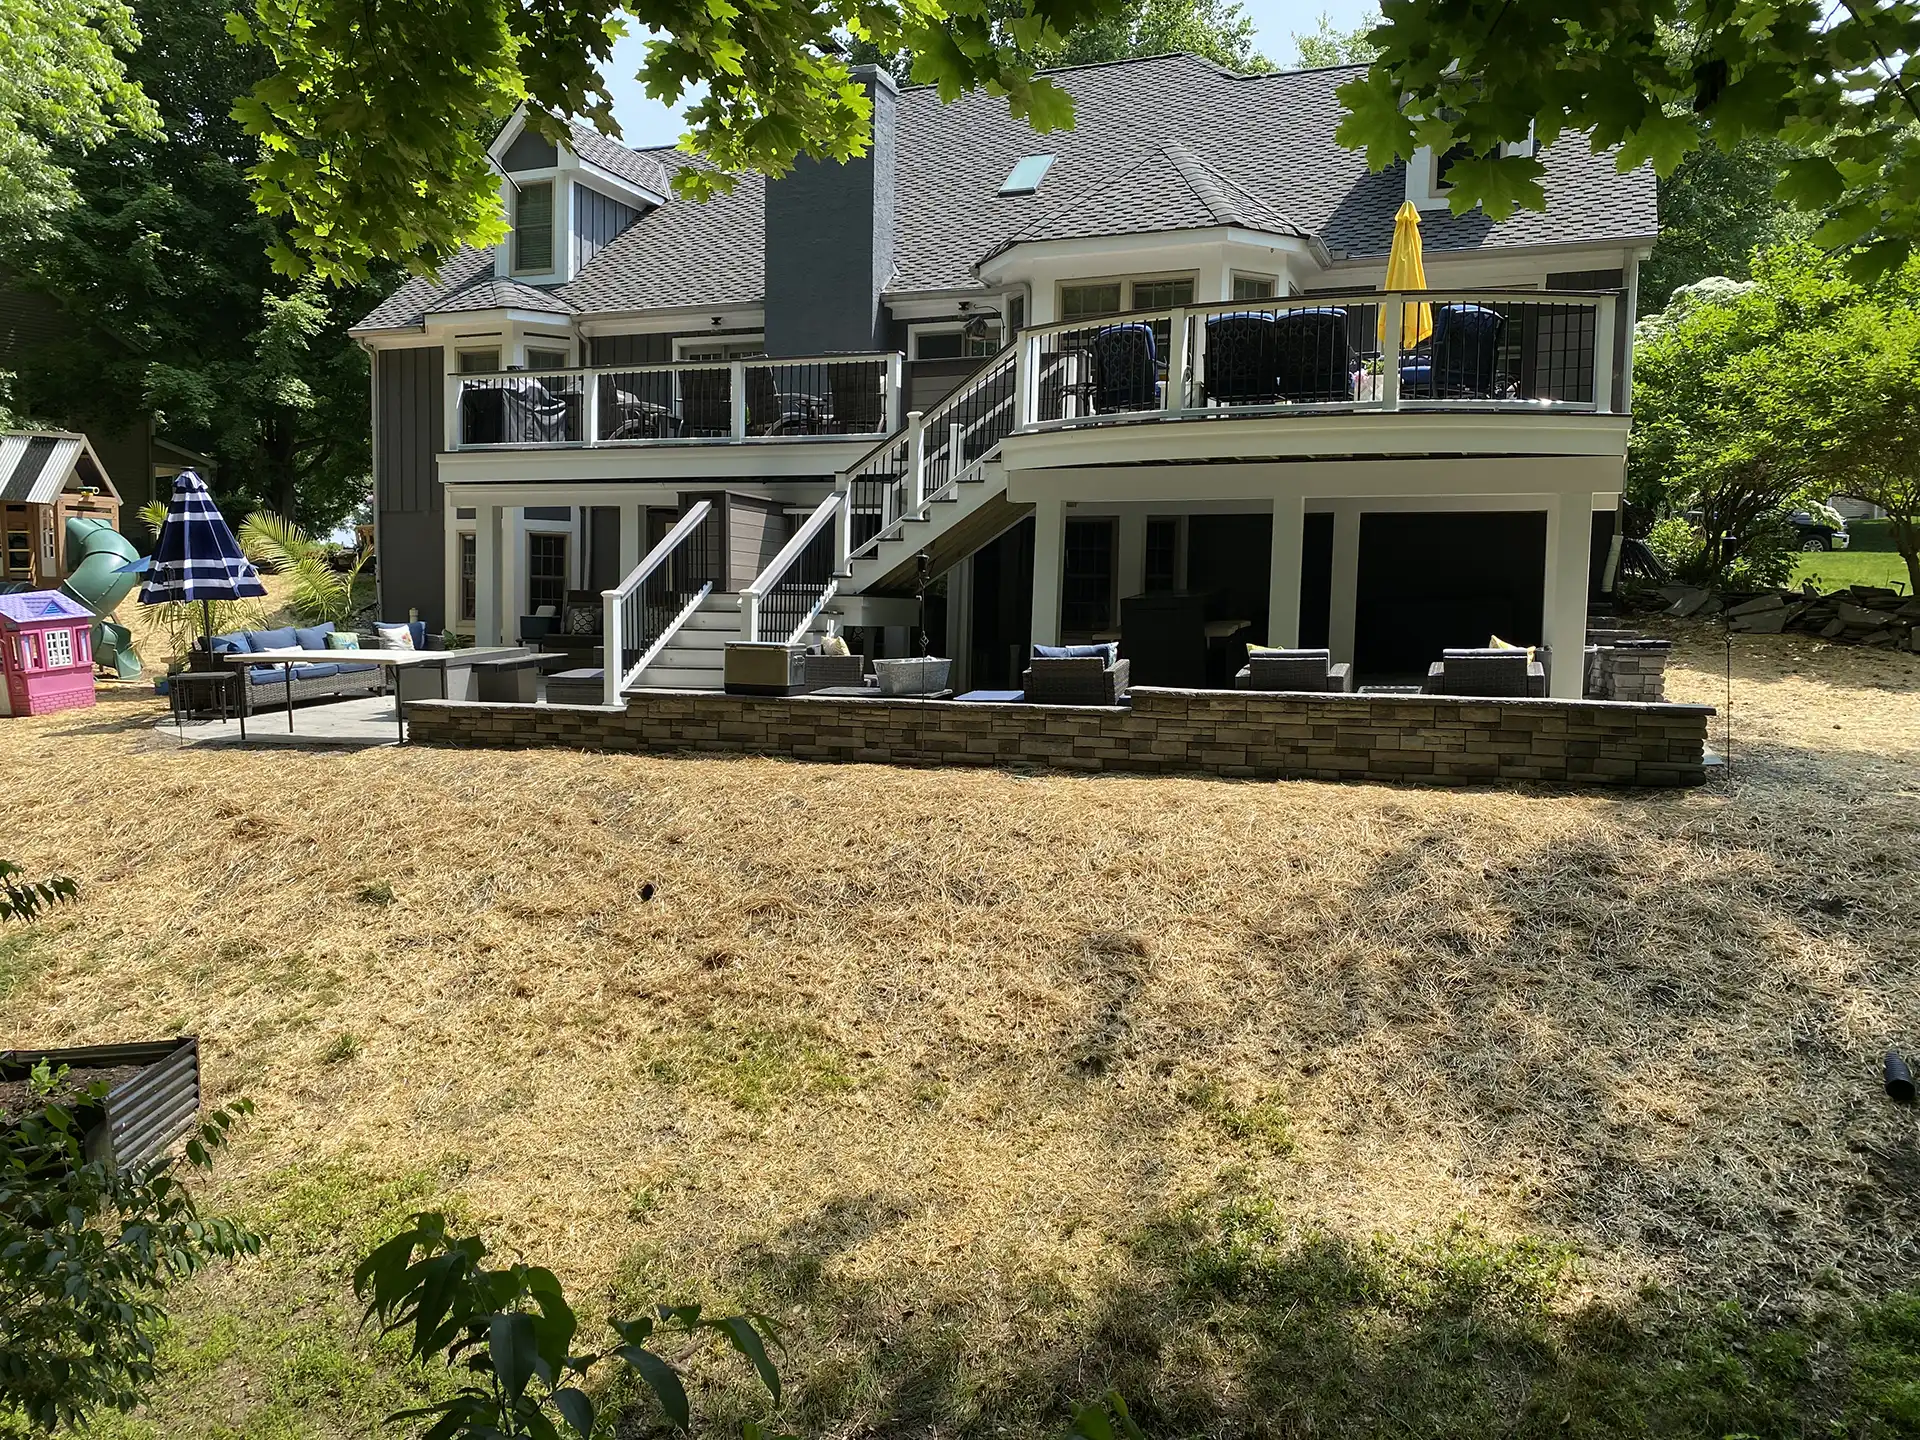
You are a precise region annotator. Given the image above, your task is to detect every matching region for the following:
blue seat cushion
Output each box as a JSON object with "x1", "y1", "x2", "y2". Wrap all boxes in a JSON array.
[
  {"x1": 292, "y1": 662, "x2": 339, "y2": 680},
  {"x1": 248, "y1": 626, "x2": 298, "y2": 653},
  {"x1": 248, "y1": 666, "x2": 285, "y2": 684},
  {"x1": 1034, "y1": 642, "x2": 1119, "y2": 665},
  {"x1": 248, "y1": 662, "x2": 338, "y2": 683},
  {"x1": 209, "y1": 631, "x2": 250, "y2": 656},
  {"x1": 293, "y1": 622, "x2": 335, "y2": 651},
  {"x1": 333, "y1": 661, "x2": 378, "y2": 674}
]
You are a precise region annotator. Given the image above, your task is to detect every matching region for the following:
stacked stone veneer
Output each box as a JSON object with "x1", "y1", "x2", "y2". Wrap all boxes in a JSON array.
[{"x1": 409, "y1": 686, "x2": 1713, "y2": 787}]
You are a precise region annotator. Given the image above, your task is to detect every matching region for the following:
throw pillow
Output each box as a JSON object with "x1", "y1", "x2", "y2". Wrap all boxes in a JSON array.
[
  {"x1": 374, "y1": 622, "x2": 416, "y2": 651},
  {"x1": 1488, "y1": 635, "x2": 1537, "y2": 662},
  {"x1": 293, "y1": 622, "x2": 335, "y2": 651},
  {"x1": 325, "y1": 631, "x2": 362, "y2": 651},
  {"x1": 563, "y1": 601, "x2": 599, "y2": 636},
  {"x1": 822, "y1": 634, "x2": 851, "y2": 657}
]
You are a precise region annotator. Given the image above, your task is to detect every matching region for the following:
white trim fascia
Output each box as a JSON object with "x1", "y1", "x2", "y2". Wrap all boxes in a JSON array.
[
  {"x1": 421, "y1": 306, "x2": 577, "y2": 329},
  {"x1": 977, "y1": 226, "x2": 1316, "y2": 286},
  {"x1": 1006, "y1": 453, "x2": 1626, "y2": 505},
  {"x1": 443, "y1": 479, "x2": 839, "y2": 509},
  {"x1": 487, "y1": 105, "x2": 535, "y2": 167},
  {"x1": 671, "y1": 332, "x2": 765, "y2": 360},
  {"x1": 882, "y1": 288, "x2": 1010, "y2": 318},
  {"x1": 574, "y1": 307, "x2": 764, "y2": 337},
  {"x1": 1322, "y1": 236, "x2": 1659, "y2": 271},
  {"x1": 997, "y1": 411, "x2": 1633, "y2": 473},
  {"x1": 437, "y1": 439, "x2": 877, "y2": 485},
  {"x1": 573, "y1": 162, "x2": 667, "y2": 211}
]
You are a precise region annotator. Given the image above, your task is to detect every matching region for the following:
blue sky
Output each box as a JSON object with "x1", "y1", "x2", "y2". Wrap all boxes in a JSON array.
[{"x1": 601, "y1": 0, "x2": 1377, "y2": 147}]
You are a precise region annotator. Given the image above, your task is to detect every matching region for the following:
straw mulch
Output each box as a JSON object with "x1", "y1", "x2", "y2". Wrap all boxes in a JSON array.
[{"x1": 2, "y1": 623, "x2": 1917, "y2": 1433}]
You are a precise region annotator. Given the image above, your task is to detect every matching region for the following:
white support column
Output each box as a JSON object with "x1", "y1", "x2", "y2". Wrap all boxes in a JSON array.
[
  {"x1": 1030, "y1": 496, "x2": 1066, "y2": 649},
  {"x1": 618, "y1": 501, "x2": 643, "y2": 577},
  {"x1": 1268, "y1": 492, "x2": 1305, "y2": 648},
  {"x1": 473, "y1": 504, "x2": 502, "y2": 646},
  {"x1": 1117, "y1": 509, "x2": 1148, "y2": 606},
  {"x1": 1542, "y1": 492, "x2": 1593, "y2": 699},
  {"x1": 1379, "y1": 301, "x2": 1403, "y2": 411},
  {"x1": 1327, "y1": 501, "x2": 1362, "y2": 667},
  {"x1": 501, "y1": 509, "x2": 524, "y2": 639}
]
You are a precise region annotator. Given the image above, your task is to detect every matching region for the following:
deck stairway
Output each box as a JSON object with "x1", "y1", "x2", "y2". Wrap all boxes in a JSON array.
[
  {"x1": 838, "y1": 343, "x2": 1030, "y2": 598},
  {"x1": 626, "y1": 591, "x2": 839, "y2": 691}
]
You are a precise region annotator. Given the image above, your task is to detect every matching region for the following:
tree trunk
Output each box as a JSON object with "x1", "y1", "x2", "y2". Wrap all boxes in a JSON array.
[
  {"x1": 264, "y1": 415, "x2": 299, "y2": 522},
  {"x1": 1893, "y1": 513, "x2": 1920, "y2": 596}
]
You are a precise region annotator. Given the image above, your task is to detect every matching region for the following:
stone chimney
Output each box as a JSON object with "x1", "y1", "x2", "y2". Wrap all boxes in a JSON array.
[{"x1": 762, "y1": 65, "x2": 897, "y2": 357}]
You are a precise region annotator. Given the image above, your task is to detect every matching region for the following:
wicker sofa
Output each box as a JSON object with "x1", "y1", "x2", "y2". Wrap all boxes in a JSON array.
[
  {"x1": 1234, "y1": 648, "x2": 1353, "y2": 692},
  {"x1": 181, "y1": 620, "x2": 431, "y2": 715},
  {"x1": 1022, "y1": 648, "x2": 1131, "y2": 705}
]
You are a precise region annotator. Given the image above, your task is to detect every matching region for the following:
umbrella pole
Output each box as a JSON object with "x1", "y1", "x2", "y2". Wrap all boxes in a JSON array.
[{"x1": 202, "y1": 598, "x2": 213, "y2": 667}]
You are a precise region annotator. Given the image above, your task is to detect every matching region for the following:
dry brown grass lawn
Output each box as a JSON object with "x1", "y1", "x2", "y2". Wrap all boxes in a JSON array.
[{"x1": 4, "y1": 624, "x2": 1920, "y2": 1438}]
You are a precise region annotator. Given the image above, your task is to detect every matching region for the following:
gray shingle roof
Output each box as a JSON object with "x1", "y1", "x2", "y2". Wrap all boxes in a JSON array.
[{"x1": 356, "y1": 53, "x2": 1655, "y2": 331}]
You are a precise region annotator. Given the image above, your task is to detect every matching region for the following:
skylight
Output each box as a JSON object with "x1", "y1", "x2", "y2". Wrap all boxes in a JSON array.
[{"x1": 999, "y1": 154, "x2": 1055, "y2": 196}]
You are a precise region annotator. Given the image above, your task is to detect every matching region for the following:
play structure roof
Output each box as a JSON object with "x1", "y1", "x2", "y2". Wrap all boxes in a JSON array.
[
  {"x1": 0, "y1": 431, "x2": 120, "y2": 506},
  {"x1": 0, "y1": 590, "x2": 92, "y2": 625}
]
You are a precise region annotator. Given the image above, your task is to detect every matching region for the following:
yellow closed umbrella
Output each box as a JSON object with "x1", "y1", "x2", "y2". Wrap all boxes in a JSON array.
[{"x1": 1380, "y1": 200, "x2": 1433, "y2": 349}]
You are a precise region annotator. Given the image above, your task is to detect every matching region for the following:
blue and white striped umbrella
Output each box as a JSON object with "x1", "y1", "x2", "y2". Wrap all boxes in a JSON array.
[{"x1": 137, "y1": 470, "x2": 266, "y2": 606}]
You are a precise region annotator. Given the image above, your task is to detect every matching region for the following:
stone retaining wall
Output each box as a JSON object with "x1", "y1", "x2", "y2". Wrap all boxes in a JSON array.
[{"x1": 408, "y1": 686, "x2": 1713, "y2": 787}]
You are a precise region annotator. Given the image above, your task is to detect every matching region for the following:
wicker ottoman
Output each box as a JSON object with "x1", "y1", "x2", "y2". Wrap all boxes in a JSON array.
[{"x1": 546, "y1": 668, "x2": 605, "y2": 705}]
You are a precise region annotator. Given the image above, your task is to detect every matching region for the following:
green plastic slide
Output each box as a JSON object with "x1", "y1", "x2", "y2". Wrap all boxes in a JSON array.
[{"x1": 58, "y1": 516, "x2": 144, "y2": 680}]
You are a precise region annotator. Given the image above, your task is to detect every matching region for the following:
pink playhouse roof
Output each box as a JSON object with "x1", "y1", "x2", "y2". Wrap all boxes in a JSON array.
[{"x1": 0, "y1": 590, "x2": 92, "y2": 626}]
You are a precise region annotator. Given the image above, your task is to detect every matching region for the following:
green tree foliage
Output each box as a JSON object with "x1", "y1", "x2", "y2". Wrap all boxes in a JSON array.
[
  {"x1": 1640, "y1": 138, "x2": 1819, "y2": 311},
  {"x1": 0, "y1": 1072, "x2": 255, "y2": 1434},
  {"x1": 354, "y1": 1212, "x2": 784, "y2": 1438},
  {"x1": 1046, "y1": 0, "x2": 1267, "y2": 70},
  {"x1": 1338, "y1": 0, "x2": 1920, "y2": 277},
  {"x1": 4, "y1": 0, "x2": 381, "y2": 531},
  {"x1": 1629, "y1": 246, "x2": 1920, "y2": 591},
  {"x1": 0, "y1": 863, "x2": 77, "y2": 925},
  {"x1": 0, "y1": 0, "x2": 158, "y2": 237},
  {"x1": 1289, "y1": 10, "x2": 1378, "y2": 67}
]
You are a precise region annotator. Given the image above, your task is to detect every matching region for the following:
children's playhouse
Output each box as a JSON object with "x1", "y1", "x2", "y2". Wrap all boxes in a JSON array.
[{"x1": 0, "y1": 590, "x2": 96, "y2": 716}]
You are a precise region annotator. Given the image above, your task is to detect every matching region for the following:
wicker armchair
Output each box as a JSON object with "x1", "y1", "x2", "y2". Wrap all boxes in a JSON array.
[
  {"x1": 1234, "y1": 648, "x2": 1353, "y2": 692},
  {"x1": 1022, "y1": 655, "x2": 1131, "y2": 705},
  {"x1": 1423, "y1": 647, "x2": 1545, "y2": 698},
  {"x1": 802, "y1": 653, "x2": 866, "y2": 691}
]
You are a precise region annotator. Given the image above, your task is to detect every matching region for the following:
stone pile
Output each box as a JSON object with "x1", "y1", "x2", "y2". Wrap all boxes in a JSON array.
[{"x1": 1661, "y1": 584, "x2": 1920, "y2": 647}]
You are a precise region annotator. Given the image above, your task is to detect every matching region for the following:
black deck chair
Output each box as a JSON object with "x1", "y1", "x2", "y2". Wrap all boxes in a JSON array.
[
  {"x1": 1202, "y1": 312, "x2": 1280, "y2": 404},
  {"x1": 1399, "y1": 303, "x2": 1507, "y2": 399},
  {"x1": 1088, "y1": 323, "x2": 1158, "y2": 412},
  {"x1": 1273, "y1": 307, "x2": 1352, "y2": 402},
  {"x1": 828, "y1": 360, "x2": 885, "y2": 433},
  {"x1": 678, "y1": 368, "x2": 731, "y2": 436}
]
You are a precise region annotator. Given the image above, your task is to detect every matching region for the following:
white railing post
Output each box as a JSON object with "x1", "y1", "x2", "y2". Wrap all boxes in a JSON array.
[
  {"x1": 1014, "y1": 333, "x2": 1037, "y2": 427},
  {"x1": 833, "y1": 483, "x2": 851, "y2": 574},
  {"x1": 730, "y1": 358, "x2": 748, "y2": 441},
  {"x1": 885, "y1": 352, "x2": 904, "y2": 434},
  {"x1": 581, "y1": 371, "x2": 600, "y2": 445},
  {"x1": 1191, "y1": 308, "x2": 1210, "y2": 408},
  {"x1": 445, "y1": 375, "x2": 462, "y2": 451},
  {"x1": 1591, "y1": 295, "x2": 1617, "y2": 414},
  {"x1": 1380, "y1": 298, "x2": 1403, "y2": 411},
  {"x1": 741, "y1": 591, "x2": 762, "y2": 643},
  {"x1": 601, "y1": 588, "x2": 622, "y2": 706},
  {"x1": 906, "y1": 410, "x2": 926, "y2": 512},
  {"x1": 1165, "y1": 307, "x2": 1189, "y2": 413},
  {"x1": 948, "y1": 421, "x2": 964, "y2": 487}
]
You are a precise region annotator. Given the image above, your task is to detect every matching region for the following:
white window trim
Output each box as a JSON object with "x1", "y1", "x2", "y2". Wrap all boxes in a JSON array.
[
  {"x1": 672, "y1": 333, "x2": 765, "y2": 361},
  {"x1": 1124, "y1": 273, "x2": 1199, "y2": 308},
  {"x1": 1229, "y1": 271, "x2": 1279, "y2": 301},
  {"x1": 908, "y1": 320, "x2": 1002, "y2": 360},
  {"x1": 523, "y1": 524, "x2": 573, "y2": 618},
  {"x1": 1408, "y1": 127, "x2": 1536, "y2": 212},
  {"x1": 510, "y1": 177, "x2": 559, "y2": 279}
]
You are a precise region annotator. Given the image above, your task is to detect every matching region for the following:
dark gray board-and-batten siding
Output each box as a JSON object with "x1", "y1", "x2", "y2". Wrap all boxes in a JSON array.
[{"x1": 374, "y1": 346, "x2": 447, "y2": 630}]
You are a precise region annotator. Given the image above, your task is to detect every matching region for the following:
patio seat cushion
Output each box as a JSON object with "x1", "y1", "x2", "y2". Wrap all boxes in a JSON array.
[
  {"x1": 1034, "y1": 642, "x2": 1119, "y2": 665},
  {"x1": 208, "y1": 632, "x2": 250, "y2": 659},
  {"x1": 247, "y1": 661, "x2": 340, "y2": 683},
  {"x1": 248, "y1": 626, "x2": 298, "y2": 653},
  {"x1": 293, "y1": 622, "x2": 335, "y2": 650}
]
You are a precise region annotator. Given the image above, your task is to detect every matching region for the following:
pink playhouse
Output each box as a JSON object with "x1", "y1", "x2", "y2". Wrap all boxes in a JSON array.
[{"x1": 0, "y1": 590, "x2": 95, "y2": 716}]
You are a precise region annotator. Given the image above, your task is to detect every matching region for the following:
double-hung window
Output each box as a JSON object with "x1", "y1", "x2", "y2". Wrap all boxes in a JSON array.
[
  {"x1": 513, "y1": 181, "x2": 555, "y2": 273},
  {"x1": 42, "y1": 629, "x2": 73, "y2": 668},
  {"x1": 527, "y1": 532, "x2": 569, "y2": 613}
]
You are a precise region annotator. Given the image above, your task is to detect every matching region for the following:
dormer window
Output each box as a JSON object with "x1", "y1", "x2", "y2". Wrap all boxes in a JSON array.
[{"x1": 513, "y1": 181, "x2": 554, "y2": 274}]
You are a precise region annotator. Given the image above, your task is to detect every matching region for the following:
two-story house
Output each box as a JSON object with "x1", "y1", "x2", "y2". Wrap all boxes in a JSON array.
[{"x1": 355, "y1": 52, "x2": 1654, "y2": 700}]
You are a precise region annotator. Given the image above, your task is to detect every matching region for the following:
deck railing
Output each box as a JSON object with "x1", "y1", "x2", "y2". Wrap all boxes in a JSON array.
[
  {"x1": 450, "y1": 353, "x2": 903, "y2": 450},
  {"x1": 740, "y1": 492, "x2": 842, "y2": 645},
  {"x1": 600, "y1": 500, "x2": 722, "y2": 704},
  {"x1": 1020, "y1": 289, "x2": 1620, "y2": 427}
]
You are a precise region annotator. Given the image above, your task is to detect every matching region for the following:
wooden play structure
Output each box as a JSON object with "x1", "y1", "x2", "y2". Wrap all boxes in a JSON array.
[{"x1": 1, "y1": 431, "x2": 122, "y2": 588}]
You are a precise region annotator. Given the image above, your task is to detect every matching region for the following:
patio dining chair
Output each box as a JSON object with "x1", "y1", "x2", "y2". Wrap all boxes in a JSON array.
[
  {"x1": 678, "y1": 367, "x2": 731, "y2": 436},
  {"x1": 828, "y1": 360, "x2": 886, "y2": 433},
  {"x1": 1202, "y1": 312, "x2": 1280, "y2": 405},
  {"x1": 1088, "y1": 323, "x2": 1159, "y2": 413},
  {"x1": 1273, "y1": 307, "x2": 1352, "y2": 402},
  {"x1": 1398, "y1": 303, "x2": 1507, "y2": 400},
  {"x1": 1235, "y1": 648, "x2": 1353, "y2": 692}
]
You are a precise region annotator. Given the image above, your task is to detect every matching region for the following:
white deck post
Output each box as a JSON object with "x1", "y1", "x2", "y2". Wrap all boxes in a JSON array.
[
  {"x1": 1327, "y1": 501, "x2": 1362, "y2": 667},
  {"x1": 1379, "y1": 300, "x2": 1403, "y2": 411},
  {"x1": 1165, "y1": 307, "x2": 1189, "y2": 412},
  {"x1": 1542, "y1": 491, "x2": 1593, "y2": 699},
  {"x1": 833, "y1": 483, "x2": 851, "y2": 575},
  {"x1": 730, "y1": 359, "x2": 748, "y2": 441},
  {"x1": 1030, "y1": 496, "x2": 1066, "y2": 649},
  {"x1": 619, "y1": 502, "x2": 643, "y2": 575},
  {"x1": 1591, "y1": 296, "x2": 1618, "y2": 414},
  {"x1": 444, "y1": 375, "x2": 462, "y2": 452},
  {"x1": 1014, "y1": 333, "x2": 1037, "y2": 427},
  {"x1": 1268, "y1": 492, "x2": 1305, "y2": 649},
  {"x1": 1117, "y1": 510, "x2": 1147, "y2": 605},
  {"x1": 581, "y1": 370, "x2": 600, "y2": 444},
  {"x1": 602, "y1": 589, "x2": 622, "y2": 706},
  {"x1": 905, "y1": 410, "x2": 926, "y2": 512},
  {"x1": 473, "y1": 504, "x2": 502, "y2": 646},
  {"x1": 885, "y1": 352, "x2": 904, "y2": 433}
]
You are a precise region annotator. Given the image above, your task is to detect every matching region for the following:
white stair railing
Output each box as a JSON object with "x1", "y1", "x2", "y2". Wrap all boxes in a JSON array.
[
  {"x1": 600, "y1": 500, "x2": 720, "y2": 705},
  {"x1": 740, "y1": 492, "x2": 843, "y2": 644}
]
